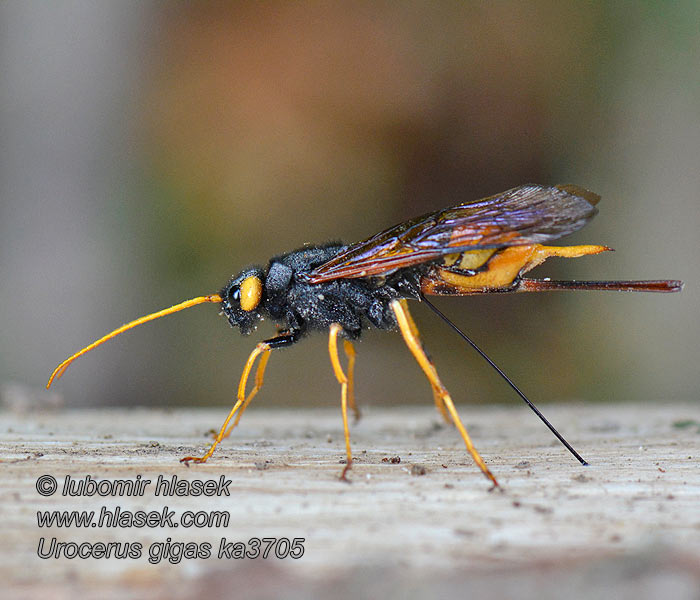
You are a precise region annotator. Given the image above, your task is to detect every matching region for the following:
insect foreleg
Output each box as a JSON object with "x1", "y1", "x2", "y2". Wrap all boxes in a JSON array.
[
  {"x1": 221, "y1": 347, "x2": 271, "y2": 439},
  {"x1": 180, "y1": 341, "x2": 270, "y2": 464},
  {"x1": 181, "y1": 331, "x2": 295, "y2": 463},
  {"x1": 219, "y1": 331, "x2": 301, "y2": 439}
]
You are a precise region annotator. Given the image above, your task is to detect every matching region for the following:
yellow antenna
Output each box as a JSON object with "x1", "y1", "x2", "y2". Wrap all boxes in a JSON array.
[{"x1": 47, "y1": 293, "x2": 223, "y2": 389}]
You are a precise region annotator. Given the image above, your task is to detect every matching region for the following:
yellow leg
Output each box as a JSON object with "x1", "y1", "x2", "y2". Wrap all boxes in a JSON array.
[
  {"x1": 181, "y1": 342, "x2": 270, "y2": 464},
  {"x1": 343, "y1": 339, "x2": 361, "y2": 422},
  {"x1": 390, "y1": 299, "x2": 499, "y2": 487},
  {"x1": 432, "y1": 385, "x2": 453, "y2": 425},
  {"x1": 398, "y1": 299, "x2": 450, "y2": 424},
  {"x1": 329, "y1": 324, "x2": 353, "y2": 481},
  {"x1": 220, "y1": 348, "x2": 271, "y2": 439},
  {"x1": 393, "y1": 298, "x2": 450, "y2": 422}
]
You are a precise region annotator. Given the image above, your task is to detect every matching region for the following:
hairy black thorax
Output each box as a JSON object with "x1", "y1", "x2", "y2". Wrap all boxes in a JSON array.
[{"x1": 221, "y1": 243, "x2": 424, "y2": 340}]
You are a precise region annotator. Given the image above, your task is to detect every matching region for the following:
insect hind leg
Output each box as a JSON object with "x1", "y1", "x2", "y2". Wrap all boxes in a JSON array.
[
  {"x1": 432, "y1": 386, "x2": 453, "y2": 425},
  {"x1": 390, "y1": 299, "x2": 498, "y2": 487}
]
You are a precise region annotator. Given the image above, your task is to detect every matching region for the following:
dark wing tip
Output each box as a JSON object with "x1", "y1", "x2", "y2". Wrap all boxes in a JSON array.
[{"x1": 555, "y1": 184, "x2": 601, "y2": 206}]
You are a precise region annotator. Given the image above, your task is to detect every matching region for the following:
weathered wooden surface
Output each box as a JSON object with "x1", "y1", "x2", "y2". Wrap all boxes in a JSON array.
[{"x1": 2, "y1": 403, "x2": 700, "y2": 599}]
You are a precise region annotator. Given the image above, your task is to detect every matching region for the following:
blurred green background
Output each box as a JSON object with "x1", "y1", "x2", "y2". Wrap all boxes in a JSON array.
[{"x1": 1, "y1": 2, "x2": 697, "y2": 410}]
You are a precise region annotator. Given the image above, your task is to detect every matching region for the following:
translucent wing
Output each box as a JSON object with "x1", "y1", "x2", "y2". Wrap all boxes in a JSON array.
[{"x1": 302, "y1": 184, "x2": 600, "y2": 283}]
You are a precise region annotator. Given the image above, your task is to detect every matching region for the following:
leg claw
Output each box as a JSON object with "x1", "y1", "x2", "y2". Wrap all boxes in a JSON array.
[
  {"x1": 339, "y1": 464, "x2": 352, "y2": 482},
  {"x1": 180, "y1": 456, "x2": 207, "y2": 465}
]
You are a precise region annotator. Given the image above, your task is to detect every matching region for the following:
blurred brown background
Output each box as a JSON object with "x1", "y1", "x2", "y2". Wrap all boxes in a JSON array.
[{"x1": 1, "y1": 2, "x2": 697, "y2": 409}]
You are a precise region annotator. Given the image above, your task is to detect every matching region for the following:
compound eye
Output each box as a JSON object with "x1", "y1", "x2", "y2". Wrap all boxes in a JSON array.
[{"x1": 239, "y1": 275, "x2": 262, "y2": 312}]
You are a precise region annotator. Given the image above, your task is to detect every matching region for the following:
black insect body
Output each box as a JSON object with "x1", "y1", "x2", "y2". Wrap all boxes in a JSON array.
[
  {"x1": 223, "y1": 243, "x2": 424, "y2": 341},
  {"x1": 47, "y1": 184, "x2": 683, "y2": 487}
]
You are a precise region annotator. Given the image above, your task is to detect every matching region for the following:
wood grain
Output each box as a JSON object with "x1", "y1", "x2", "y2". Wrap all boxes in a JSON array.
[{"x1": 2, "y1": 403, "x2": 699, "y2": 599}]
